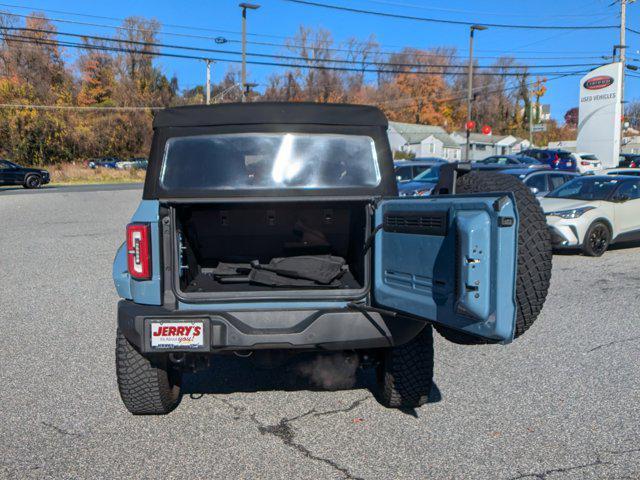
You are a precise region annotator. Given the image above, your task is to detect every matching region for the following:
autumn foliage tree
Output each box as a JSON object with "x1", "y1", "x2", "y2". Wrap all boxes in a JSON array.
[{"x1": 0, "y1": 15, "x2": 583, "y2": 166}]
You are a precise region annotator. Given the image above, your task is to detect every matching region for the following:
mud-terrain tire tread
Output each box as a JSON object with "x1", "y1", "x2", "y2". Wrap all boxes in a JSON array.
[
  {"x1": 378, "y1": 326, "x2": 434, "y2": 408},
  {"x1": 434, "y1": 171, "x2": 552, "y2": 345},
  {"x1": 115, "y1": 328, "x2": 182, "y2": 415}
]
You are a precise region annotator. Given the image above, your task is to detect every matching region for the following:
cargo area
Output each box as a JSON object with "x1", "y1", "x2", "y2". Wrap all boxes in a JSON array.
[{"x1": 173, "y1": 202, "x2": 370, "y2": 296}]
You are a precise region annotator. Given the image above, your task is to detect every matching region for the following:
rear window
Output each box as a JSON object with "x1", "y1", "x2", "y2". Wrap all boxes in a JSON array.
[
  {"x1": 160, "y1": 133, "x2": 381, "y2": 190},
  {"x1": 524, "y1": 174, "x2": 547, "y2": 191},
  {"x1": 395, "y1": 165, "x2": 413, "y2": 181}
]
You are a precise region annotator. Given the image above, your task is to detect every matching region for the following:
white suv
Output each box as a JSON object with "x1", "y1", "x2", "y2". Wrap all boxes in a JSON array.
[{"x1": 541, "y1": 175, "x2": 640, "y2": 256}]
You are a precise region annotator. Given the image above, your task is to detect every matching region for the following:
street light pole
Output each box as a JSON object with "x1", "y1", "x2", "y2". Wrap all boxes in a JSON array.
[
  {"x1": 205, "y1": 59, "x2": 212, "y2": 105},
  {"x1": 239, "y1": 3, "x2": 260, "y2": 103},
  {"x1": 466, "y1": 25, "x2": 487, "y2": 162}
]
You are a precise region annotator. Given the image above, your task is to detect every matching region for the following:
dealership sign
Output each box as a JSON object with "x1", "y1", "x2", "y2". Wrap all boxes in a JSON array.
[
  {"x1": 576, "y1": 63, "x2": 622, "y2": 168},
  {"x1": 583, "y1": 76, "x2": 614, "y2": 91}
]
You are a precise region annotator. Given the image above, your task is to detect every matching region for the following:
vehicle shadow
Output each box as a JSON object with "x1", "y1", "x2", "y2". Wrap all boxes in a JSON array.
[
  {"x1": 181, "y1": 351, "x2": 442, "y2": 410},
  {"x1": 553, "y1": 240, "x2": 640, "y2": 256},
  {"x1": 609, "y1": 240, "x2": 640, "y2": 251},
  {"x1": 0, "y1": 185, "x2": 57, "y2": 192}
]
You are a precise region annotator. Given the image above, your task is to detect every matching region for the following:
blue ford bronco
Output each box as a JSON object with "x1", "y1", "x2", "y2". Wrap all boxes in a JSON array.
[{"x1": 113, "y1": 103, "x2": 552, "y2": 414}]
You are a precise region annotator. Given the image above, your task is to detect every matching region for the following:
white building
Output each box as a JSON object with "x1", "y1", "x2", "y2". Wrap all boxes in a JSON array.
[
  {"x1": 622, "y1": 136, "x2": 640, "y2": 154},
  {"x1": 450, "y1": 132, "x2": 530, "y2": 161},
  {"x1": 547, "y1": 140, "x2": 577, "y2": 152},
  {"x1": 420, "y1": 133, "x2": 462, "y2": 161},
  {"x1": 388, "y1": 121, "x2": 461, "y2": 161},
  {"x1": 519, "y1": 104, "x2": 551, "y2": 122}
]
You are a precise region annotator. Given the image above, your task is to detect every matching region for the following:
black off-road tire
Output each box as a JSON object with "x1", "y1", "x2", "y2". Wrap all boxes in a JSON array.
[
  {"x1": 434, "y1": 171, "x2": 552, "y2": 345},
  {"x1": 582, "y1": 221, "x2": 611, "y2": 257},
  {"x1": 377, "y1": 326, "x2": 434, "y2": 408},
  {"x1": 115, "y1": 328, "x2": 182, "y2": 415},
  {"x1": 23, "y1": 174, "x2": 42, "y2": 189}
]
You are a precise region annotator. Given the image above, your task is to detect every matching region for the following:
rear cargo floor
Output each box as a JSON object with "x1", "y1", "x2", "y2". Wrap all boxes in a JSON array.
[{"x1": 182, "y1": 270, "x2": 362, "y2": 293}]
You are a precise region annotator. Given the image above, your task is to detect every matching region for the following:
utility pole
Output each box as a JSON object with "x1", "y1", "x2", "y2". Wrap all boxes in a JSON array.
[
  {"x1": 239, "y1": 3, "x2": 260, "y2": 103},
  {"x1": 466, "y1": 25, "x2": 487, "y2": 162},
  {"x1": 205, "y1": 60, "x2": 212, "y2": 105},
  {"x1": 529, "y1": 102, "x2": 533, "y2": 146},
  {"x1": 620, "y1": 0, "x2": 627, "y2": 119},
  {"x1": 618, "y1": 0, "x2": 635, "y2": 144}
]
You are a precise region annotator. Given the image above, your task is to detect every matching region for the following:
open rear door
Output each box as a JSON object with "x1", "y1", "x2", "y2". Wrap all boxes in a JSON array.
[{"x1": 373, "y1": 194, "x2": 518, "y2": 343}]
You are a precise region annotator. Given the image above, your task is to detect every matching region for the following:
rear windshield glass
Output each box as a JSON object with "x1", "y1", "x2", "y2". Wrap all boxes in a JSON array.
[{"x1": 160, "y1": 133, "x2": 380, "y2": 190}]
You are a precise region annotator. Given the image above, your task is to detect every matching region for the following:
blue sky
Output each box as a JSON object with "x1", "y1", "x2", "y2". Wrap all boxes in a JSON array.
[{"x1": 7, "y1": 0, "x2": 640, "y2": 122}]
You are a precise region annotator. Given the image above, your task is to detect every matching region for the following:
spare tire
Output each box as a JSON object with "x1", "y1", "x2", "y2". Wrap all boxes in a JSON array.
[{"x1": 434, "y1": 171, "x2": 552, "y2": 345}]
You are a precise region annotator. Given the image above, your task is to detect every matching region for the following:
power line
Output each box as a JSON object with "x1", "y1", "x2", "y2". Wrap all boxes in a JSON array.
[
  {"x1": 379, "y1": 71, "x2": 584, "y2": 109},
  {"x1": 0, "y1": 6, "x2": 615, "y2": 61},
  {"x1": 0, "y1": 73, "x2": 585, "y2": 113},
  {"x1": 365, "y1": 0, "x2": 613, "y2": 18},
  {"x1": 0, "y1": 103, "x2": 162, "y2": 110},
  {"x1": 2, "y1": 25, "x2": 604, "y2": 71},
  {"x1": 283, "y1": 0, "x2": 619, "y2": 30},
  {"x1": 0, "y1": 32, "x2": 594, "y2": 77},
  {"x1": 0, "y1": 2, "x2": 289, "y2": 40}
]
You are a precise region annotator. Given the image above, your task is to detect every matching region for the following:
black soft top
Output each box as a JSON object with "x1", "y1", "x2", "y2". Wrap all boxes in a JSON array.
[{"x1": 153, "y1": 102, "x2": 388, "y2": 129}]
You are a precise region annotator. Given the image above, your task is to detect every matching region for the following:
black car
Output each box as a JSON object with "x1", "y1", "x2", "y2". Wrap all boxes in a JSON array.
[
  {"x1": 0, "y1": 159, "x2": 50, "y2": 189},
  {"x1": 619, "y1": 153, "x2": 640, "y2": 168}
]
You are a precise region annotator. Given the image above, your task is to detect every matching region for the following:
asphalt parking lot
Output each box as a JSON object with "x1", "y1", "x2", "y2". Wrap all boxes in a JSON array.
[{"x1": 1, "y1": 185, "x2": 639, "y2": 479}]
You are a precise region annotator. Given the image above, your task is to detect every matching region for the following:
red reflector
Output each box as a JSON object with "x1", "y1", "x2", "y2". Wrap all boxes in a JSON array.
[{"x1": 126, "y1": 223, "x2": 151, "y2": 280}]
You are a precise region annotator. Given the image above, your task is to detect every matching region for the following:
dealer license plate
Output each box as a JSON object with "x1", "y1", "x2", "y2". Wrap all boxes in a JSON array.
[{"x1": 150, "y1": 322, "x2": 204, "y2": 349}]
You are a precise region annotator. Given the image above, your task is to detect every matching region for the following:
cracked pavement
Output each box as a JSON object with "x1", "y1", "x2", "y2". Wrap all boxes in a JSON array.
[{"x1": 1, "y1": 186, "x2": 639, "y2": 479}]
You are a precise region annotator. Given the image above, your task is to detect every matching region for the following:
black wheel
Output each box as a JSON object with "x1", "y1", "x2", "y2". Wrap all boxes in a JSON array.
[
  {"x1": 115, "y1": 328, "x2": 182, "y2": 415},
  {"x1": 24, "y1": 174, "x2": 42, "y2": 189},
  {"x1": 582, "y1": 222, "x2": 610, "y2": 257},
  {"x1": 434, "y1": 171, "x2": 552, "y2": 345},
  {"x1": 377, "y1": 326, "x2": 434, "y2": 409}
]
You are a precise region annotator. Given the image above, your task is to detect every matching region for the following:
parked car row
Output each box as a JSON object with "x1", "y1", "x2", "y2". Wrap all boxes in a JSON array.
[
  {"x1": 395, "y1": 157, "x2": 639, "y2": 257},
  {"x1": 88, "y1": 156, "x2": 148, "y2": 170},
  {"x1": 619, "y1": 153, "x2": 640, "y2": 168},
  {"x1": 473, "y1": 154, "x2": 547, "y2": 170}
]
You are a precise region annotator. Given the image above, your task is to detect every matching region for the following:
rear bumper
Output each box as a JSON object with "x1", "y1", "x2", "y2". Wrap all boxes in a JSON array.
[{"x1": 117, "y1": 300, "x2": 425, "y2": 353}]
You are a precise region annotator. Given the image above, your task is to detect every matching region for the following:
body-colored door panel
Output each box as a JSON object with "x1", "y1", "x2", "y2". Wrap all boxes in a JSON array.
[{"x1": 374, "y1": 195, "x2": 519, "y2": 342}]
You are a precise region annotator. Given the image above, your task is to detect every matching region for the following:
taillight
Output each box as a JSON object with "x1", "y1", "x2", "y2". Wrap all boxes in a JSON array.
[
  {"x1": 632, "y1": 161, "x2": 637, "y2": 168},
  {"x1": 581, "y1": 161, "x2": 589, "y2": 166},
  {"x1": 553, "y1": 154, "x2": 559, "y2": 166},
  {"x1": 127, "y1": 223, "x2": 151, "y2": 280}
]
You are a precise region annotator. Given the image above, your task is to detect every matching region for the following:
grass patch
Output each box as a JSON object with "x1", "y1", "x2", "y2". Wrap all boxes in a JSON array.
[{"x1": 49, "y1": 164, "x2": 146, "y2": 185}]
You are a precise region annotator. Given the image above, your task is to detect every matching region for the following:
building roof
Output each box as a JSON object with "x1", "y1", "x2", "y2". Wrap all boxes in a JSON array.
[
  {"x1": 389, "y1": 121, "x2": 447, "y2": 144},
  {"x1": 452, "y1": 132, "x2": 498, "y2": 144}
]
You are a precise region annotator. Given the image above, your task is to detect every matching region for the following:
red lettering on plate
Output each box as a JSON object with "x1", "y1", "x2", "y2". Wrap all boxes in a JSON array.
[{"x1": 193, "y1": 326, "x2": 202, "y2": 336}]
